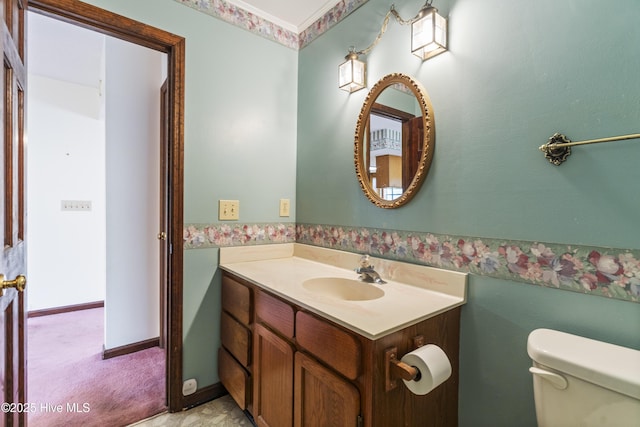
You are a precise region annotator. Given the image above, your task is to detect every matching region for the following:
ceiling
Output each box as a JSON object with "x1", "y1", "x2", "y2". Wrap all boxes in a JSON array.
[
  {"x1": 27, "y1": 1, "x2": 343, "y2": 87},
  {"x1": 226, "y1": 0, "x2": 341, "y2": 33},
  {"x1": 28, "y1": 11, "x2": 105, "y2": 88}
]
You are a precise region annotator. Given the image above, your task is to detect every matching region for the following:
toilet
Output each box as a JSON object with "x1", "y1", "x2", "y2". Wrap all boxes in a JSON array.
[{"x1": 527, "y1": 328, "x2": 640, "y2": 427}]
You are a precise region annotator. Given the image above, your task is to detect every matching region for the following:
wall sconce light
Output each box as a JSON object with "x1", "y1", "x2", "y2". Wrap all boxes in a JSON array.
[
  {"x1": 339, "y1": 47, "x2": 367, "y2": 93},
  {"x1": 411, "y1": 3, "x2": 447, "y2": 60},
  {"x1": 338, "y1": 1, "x2": 448, "y2": 92}
]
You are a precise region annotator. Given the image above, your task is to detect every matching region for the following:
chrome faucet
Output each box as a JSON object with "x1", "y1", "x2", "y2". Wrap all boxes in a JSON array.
[{"x1": 355, "y1": 255, "x2": 387, "y2": 284}]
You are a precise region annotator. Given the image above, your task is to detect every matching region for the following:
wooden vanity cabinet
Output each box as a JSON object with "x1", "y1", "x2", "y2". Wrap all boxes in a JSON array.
[
  {"x1": 252, "y1": 283, "x2": 362, "y2": 427},
  {"x1": 221, "y1": 271, "x2": 461, "y2": 427}
]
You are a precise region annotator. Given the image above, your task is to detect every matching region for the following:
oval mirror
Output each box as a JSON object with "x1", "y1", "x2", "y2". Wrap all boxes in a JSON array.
[{"x1": 354, "y1": 73, "x2": 435, "y2": 208}]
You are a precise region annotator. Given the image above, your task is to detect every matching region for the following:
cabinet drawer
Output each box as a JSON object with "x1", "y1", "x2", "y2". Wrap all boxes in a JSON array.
[
  {"x1": 256, "y1": 290, "x2": 295, "y2": 339},
  {"x1": 221, "y1": 311, "x2": 251, "y2": 367},
  {"x1": 218, "y1": 347, "x2": 250, "y2": 410},
  {"x1": 222, "y1": 274, "x2": 252, "y2": 325},
  {"x1": 296, "y1": 311, "x2": 361, "y2": 380}
]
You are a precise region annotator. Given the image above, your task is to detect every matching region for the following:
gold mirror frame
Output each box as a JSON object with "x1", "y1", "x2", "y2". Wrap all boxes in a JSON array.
[{"x1": 354, "y1": 73, "x2": 435, "y2": 208}]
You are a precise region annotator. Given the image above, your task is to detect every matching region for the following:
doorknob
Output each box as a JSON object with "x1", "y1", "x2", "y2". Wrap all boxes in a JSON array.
[
  {"x1": 0, "y1": 274, "x2": 26, "y2": 296},
  {"x1": 157, "y1": 232, "x2": 167, "y2": 240}
]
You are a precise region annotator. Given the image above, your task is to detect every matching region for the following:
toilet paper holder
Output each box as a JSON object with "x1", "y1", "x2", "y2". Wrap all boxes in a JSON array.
[{"x1": 385, "y1": 335, "x2": 424, "y2": 392}]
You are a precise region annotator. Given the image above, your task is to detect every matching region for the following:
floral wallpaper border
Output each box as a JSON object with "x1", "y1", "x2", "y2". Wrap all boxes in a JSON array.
[
  {"x1": 173, "y1": 0, "x2": 369, "y2": 50},
  {"x1": 184, "y1": 222, "x2": 640, "y2": 304},
  {"x1": 184, "y1": 222, "x2": 296, "y2": 248}
]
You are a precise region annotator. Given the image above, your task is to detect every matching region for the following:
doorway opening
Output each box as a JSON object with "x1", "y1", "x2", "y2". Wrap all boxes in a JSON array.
[
  {"x1": 28, "y1": 0, "x2": 185, "y2": 413},
  {"x1": 26, "y1": 10, "x2": 166, "y2": 422}
]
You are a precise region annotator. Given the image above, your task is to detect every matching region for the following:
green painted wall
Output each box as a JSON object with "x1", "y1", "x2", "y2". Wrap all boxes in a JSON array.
[
  {"x1": 298, "y1": 0, "x2": 640, "y2": 247},
  {"x1": 81, "y1": 0, "x2": 298, "y2": 387},
  {"x1": 297, "y1": 0, "x2": 640, "y2": 425}
]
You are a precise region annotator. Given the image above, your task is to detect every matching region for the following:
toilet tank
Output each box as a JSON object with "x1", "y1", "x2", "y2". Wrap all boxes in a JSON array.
[{"x1": 527, "y1": 328, "x2": 640, "y2": 427}]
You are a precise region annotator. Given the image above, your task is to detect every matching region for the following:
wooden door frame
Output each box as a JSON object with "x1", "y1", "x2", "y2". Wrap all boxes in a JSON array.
[{"x1": 28, "y1": 0, "x2": 185, "y2": 412}]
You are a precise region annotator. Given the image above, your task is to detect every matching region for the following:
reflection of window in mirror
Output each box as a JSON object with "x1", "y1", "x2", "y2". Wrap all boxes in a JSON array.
[{"x1": 382, "y1": 187, "x2": 403, "y2": 200}]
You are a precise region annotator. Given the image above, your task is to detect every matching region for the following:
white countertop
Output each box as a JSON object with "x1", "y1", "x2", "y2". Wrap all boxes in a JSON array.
[{"x1": 219, "y1": 244, "x2": 467, "y2": 340}]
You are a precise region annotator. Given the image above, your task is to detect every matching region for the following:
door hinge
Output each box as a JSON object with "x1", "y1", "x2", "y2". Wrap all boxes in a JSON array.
[{"x1": 357, "y1": 414, "x2": 363, "y2": 427}]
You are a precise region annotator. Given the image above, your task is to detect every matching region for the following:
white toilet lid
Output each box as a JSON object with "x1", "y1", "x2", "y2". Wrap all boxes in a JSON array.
[{"x1": 527, "y1": 328, "x2": 640, "y2": 400}]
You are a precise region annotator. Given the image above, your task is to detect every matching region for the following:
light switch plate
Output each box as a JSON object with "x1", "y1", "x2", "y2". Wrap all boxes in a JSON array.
[
  {"x1": 61, "y1": 200, "x2": 92, "y2": 211},
  {"x1": 279, "y1": 199, "x2": 290, "y2": 217},
  {"x1": 219, "y1": 200, "x2": 239, "y2": 220}
]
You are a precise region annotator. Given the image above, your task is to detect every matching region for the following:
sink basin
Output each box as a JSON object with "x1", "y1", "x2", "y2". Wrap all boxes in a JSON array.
[{"x1": 302, "y1": 277, "x2": 385, "y2": 301}]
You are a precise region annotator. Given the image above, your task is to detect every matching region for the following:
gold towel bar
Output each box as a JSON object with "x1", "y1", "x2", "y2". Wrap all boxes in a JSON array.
[{"x1": 539, "y1": 132, "x2": 640, "y2": 165}]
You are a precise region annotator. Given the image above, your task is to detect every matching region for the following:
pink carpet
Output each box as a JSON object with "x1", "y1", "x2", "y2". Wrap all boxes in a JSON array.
[{"x1": 28, "y1": 307, "x2": 166, "y2": 427}]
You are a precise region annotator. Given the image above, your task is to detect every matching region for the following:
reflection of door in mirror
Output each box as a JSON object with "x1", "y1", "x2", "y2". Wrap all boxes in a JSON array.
[
  {"x1": 403, "y1": 115, "x2": 423, "y2": 190},
  {"x1": 368, "y1": 103, "x2": 421, "y2": 201}
]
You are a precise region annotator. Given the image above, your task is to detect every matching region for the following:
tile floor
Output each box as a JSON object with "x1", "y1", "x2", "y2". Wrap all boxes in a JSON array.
[{"x1": 129, "y1": 395, "x2": 253, "y2": 427}]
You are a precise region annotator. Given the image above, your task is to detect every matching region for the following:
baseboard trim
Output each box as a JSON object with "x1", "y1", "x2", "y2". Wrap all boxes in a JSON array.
[
  {"x1": 102, "y1": 337, "x2": 160, "y2": 360},
  {"x1": 28, "y1": 301, "x2": 104, "y2": 318},
  {"x1": 182, "y1": 382, "x2": 227, "y2": 410}
]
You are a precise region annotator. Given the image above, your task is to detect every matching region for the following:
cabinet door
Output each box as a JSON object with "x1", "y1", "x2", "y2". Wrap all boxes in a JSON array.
[
  {"x1": 294, "y1": 352, "x2": 361, "y2": 427},
  {"x1": 253, "y1": 323, "x2": 294, "y2": 427}
]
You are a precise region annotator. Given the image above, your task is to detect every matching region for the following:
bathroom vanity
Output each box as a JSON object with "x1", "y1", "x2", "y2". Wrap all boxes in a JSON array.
[{"x1": 218, "y1": 244, "x2": 467, "y2": 427}]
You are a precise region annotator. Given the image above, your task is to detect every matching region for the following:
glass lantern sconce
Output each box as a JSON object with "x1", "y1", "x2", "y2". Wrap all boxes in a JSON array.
[
  {"x1": 339, "y1": 1, "x2": 448, "y2": 92},
  {"x1": 339, "y1": 48, "x2": 366, "y2": 93},
  {"x1": 411, "y1": 3, "x2": 447, "y2": 60}
]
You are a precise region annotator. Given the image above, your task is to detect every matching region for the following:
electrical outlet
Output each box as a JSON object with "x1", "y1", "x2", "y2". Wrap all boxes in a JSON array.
[
  {"x1": 219, "y1": 200, "x2": 239, "y2": 220},
  {"x1": 279, "y1": 199, "x2": 290, "y2": 217},
  {"x1": 182, "y1": 378, "x2": 197, "y2": 396}
]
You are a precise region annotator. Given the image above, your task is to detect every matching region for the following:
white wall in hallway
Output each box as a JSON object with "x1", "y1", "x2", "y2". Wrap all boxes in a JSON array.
[
  {"x1": 27, "y1": 74, "x2": 107, "y2": 311},
  {"x1": 104, "y1": 36, "x2": 165, "y2": 349}
]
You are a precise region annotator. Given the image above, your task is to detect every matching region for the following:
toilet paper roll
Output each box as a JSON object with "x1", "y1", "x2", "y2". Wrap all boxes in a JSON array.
[{"x1": 400, "y1": 344, "x2": 452, "y2": 395}]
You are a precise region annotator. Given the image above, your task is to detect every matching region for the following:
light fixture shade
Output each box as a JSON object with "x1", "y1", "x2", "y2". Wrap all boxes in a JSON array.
[
  {"x1": 339, "y1": 52, "x2": 366, "y2": 93},
  {"x1": 411, "y1": 7, "x2": 447, "y2": 60}
]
